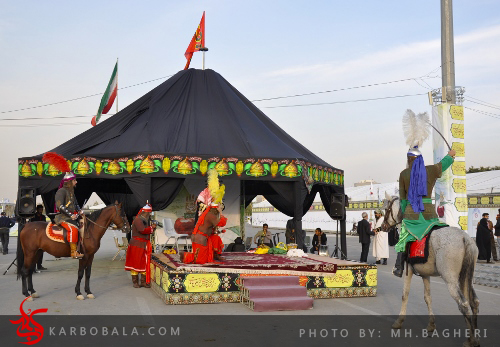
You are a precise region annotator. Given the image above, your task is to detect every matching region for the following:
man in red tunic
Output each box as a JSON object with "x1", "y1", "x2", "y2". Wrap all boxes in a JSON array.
[
  {"x1": 182, "y1": 204, "x2": 226, "y2": 264},
  {"x1": 182, "y1": 168, "x2": 227, "y2": 264},
  {"x1": 125, "y1": 204, "x2": 156, "y2": 288}
]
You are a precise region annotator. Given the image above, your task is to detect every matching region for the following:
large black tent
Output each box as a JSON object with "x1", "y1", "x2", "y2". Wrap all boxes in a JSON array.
[{"x1": 18, "y1": 69, "x2": 346, "y2": 253}]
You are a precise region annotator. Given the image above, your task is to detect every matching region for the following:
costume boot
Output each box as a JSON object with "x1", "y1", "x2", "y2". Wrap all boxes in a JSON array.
[
  {"x1": 132, "y1": 275, "x2": 140, "y2": 288},
  {"x1": 392, "y1": 252, "x2": 405, "y2": 277},
  {"x1": 382, "y1": 258, "x2": 387, "y2": 265},
  {"x1": 140, "y1": 274, "x2": 151, "y2": 288},
  {"x1": 69, "y1": 243, "x2": 83, "y2": 259}
]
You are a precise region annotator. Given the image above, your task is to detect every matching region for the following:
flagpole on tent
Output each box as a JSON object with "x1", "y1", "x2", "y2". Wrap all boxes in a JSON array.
[
  {"x1": 116, "y1": 58, "x2": 119, "y2": 113},
  {"x1": 200, "y1": 47, "x2": 208, "y2": 70}
]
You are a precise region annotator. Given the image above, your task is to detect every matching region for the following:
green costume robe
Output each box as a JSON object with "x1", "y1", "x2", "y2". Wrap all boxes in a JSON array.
[{"x1": 395, "y1": 155, "x2": 454, "y2": 252}]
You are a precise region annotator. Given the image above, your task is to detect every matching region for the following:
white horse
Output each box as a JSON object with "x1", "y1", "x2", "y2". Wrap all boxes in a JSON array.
[{"x1": 382, "y1": 192, "x2": 480, "y2": 347}]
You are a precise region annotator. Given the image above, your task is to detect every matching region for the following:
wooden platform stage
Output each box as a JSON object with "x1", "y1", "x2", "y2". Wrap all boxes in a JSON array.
[{"x1": 150, "y1": 252, "x2": 377, "y2": 305}]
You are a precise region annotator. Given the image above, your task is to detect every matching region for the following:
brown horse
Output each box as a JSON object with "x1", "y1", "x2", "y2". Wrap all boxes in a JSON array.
[{"x1": 17, "y1": 202, "x2": 130, "y2": 301}]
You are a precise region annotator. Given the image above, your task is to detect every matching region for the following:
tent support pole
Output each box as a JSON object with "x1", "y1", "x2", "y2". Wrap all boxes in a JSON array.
[
  {"x1": 240, "y1": 181, "x2": 245, "y2": 240},
  {"x1": 340, "y1": 216, "x2": 347, "y2": 260},
  {"x1": 200, "y1": 47, "x2": 208, "y2": 70},
  {"x1": 294, "y1": 181, "x2": 304, "y2": 250}
]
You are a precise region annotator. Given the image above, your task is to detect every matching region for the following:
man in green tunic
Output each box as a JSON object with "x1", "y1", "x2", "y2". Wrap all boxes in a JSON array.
[{"x1": 392, "y1": 148, "x2": 456, "y2": 277}]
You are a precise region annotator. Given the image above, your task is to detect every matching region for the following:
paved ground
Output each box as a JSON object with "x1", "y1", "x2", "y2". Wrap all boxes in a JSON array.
[
  {"x1": 1, "y1": 225, "x2": 499, "y2": 316},
  {"x1": 473, "y1": 263, "x2": 500, "y2": 288}
]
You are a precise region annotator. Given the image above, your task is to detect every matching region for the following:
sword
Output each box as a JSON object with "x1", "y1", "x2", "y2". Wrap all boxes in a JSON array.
[{"x1": 427, "y1": 121, "x2": 452, "y2": 151}]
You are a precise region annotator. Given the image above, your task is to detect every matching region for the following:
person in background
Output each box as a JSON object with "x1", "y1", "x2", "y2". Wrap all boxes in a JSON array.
[
  {"x1": 351, "y1": 223, "x2": 357, "y2": 235},
  {"x1": 0, "y1": 212, "x2": 15, "y2": 255},
  {"x1": 487, "y1": 214, "x2": 498, "y2": 262},
  {"x1": 358, "y1": 212, "x2": 375, "y2": 263},
  {"x1": 310, "y1": 228, "x2": 327, "y2": 254},
  {"x1": 495, "y1": 209, "x2": 500, "y2": 257},
  {"x1": 254, "y1": 223, "x2": 273, "y2": 247},
  {"x1": 225, "y1": 237, "x2": 246, "y2": 252},
  {"x1": 372, "y1": 209, "x2": 389, "y2": 265},
  {"x1": 285, "y1": 219, "x2": 295, "y2": 244},
  {"x1": 476, "y1": 213, "x2": 493, "y2": 263},
  {"x1": 30, "y1": 205, "x2": 48, "y2": 270}
]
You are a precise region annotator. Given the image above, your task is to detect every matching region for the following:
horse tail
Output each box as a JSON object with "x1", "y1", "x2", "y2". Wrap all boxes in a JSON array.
[
  {"x1": 459, "y1": 233, "x2": 479, "y2": 306},
  {"x1": 16, "y1": 223, "x2": 25, "y2": 280}
]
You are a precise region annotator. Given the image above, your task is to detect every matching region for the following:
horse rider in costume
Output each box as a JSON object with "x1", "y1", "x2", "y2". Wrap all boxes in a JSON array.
[
  {"x1": 125, "y1": 203, "x2": 157, "y2": 288},
  {"x1": 182, "y1": 169, "x2": 227, "y2": 264},
  {"x1": 42, "y1": 152, "x2": 84, "y2": 259},
  {"x1": 392, "y1": 110, "x2": 456, "y2": 277}
]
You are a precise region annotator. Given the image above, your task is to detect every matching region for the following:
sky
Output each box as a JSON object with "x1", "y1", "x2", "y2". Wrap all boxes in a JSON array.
[{"x1": 1, "y1": 0, "x2": 500, "y2": 202}]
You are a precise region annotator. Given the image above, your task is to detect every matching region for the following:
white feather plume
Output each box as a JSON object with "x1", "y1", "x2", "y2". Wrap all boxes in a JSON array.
[{"x1": 402, "y1": 109, "x2": 430, "y2": 148}]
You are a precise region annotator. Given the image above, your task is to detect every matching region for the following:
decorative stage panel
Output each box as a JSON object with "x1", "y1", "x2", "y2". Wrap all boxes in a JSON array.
[{"x1": 150, "y1": 253, "x2": 377, "y2": 305}]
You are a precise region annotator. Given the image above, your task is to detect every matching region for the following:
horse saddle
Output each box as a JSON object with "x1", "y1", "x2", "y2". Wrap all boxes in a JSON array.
[
  {"x1": 46, "y1": 223, "x2": 84, "y2": 244},
  {"x1": 407, "y1": 233, "x2": 432, "y2": 265}
]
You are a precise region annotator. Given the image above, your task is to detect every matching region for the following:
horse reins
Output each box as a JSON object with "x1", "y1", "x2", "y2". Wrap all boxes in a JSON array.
[
  {"x1": 83, "y1": 205, "x2": 127, "y2": 231},
  {"x1": 383, "y1": 197, "x2": 402, "y2": 230}
]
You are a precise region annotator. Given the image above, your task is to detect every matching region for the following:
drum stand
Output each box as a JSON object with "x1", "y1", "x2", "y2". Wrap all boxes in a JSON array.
[
  {"x1": 331, "y1": 220, "x2": 346, "y2": 259},
  {"x1": 3, "y1": 217, "x2": 28, "y2": 275},
  {"x1": 3, "y1": 257, "x2": 17, "y2": 275}
]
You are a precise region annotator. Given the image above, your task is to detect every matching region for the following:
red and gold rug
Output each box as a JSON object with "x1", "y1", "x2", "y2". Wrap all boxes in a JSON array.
[{"x1": 161, "y1": 252, "x2": 337, "y2": 277}]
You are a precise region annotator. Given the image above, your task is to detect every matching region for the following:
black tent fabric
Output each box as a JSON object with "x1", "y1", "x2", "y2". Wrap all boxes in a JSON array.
[
  {"x1": 46, "y1": 69, "x2": 334, "y2": 165},
  {"x1": 18, "y1": 68, "x2": 346, "y2": 255}
]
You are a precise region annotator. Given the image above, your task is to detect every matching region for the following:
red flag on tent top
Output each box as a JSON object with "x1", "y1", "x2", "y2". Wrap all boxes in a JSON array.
[
  {"x1": 184, "y1": 12, "x2": 205, "y2": 70},
  {"x1": 370, "y1": 182, "x2": 374, "y2": 195}
]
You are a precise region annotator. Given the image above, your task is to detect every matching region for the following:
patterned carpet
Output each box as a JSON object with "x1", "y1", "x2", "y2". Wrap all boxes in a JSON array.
[{"x1": 161, "y1": 252, "x2": 337, "y2": 276}]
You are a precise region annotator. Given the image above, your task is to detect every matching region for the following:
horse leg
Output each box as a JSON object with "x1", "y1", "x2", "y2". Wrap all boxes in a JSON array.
[
  {"x1": 460, "y1": 266, "x2": 480, "y2": 346},
  {"x1": 29, "y1": 250, "x2": 43, "y2": 298},
  {"x1": 422, "y1": 276, "x2": 435, "y2": 332},
  {"x1": 469, "y1": 286, "x2": 480, "y2": 335},
  {"x1": 20, "y1": 266, "x2": 30, "y2": 299},
  {"x1": 392, "y1": 266, "x2": 413, "y2": 329},
  {"x1": 84, "y1": 254, "x2": 95, "y2": 299},
  {"x1": 23, "y1": 251, "x2": 37, "y2": 300},
  {"x1": 442, "y1": 278, "x2": 478, "y2": 347},
  {"x1": 75, "y1": 257, "x2": 86, "y2": 300},
  {"x1": 27, "y1": 268, "x2": 38, "y2": 298}
]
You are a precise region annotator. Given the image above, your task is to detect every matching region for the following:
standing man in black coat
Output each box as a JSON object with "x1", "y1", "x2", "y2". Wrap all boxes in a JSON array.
[
  {"x1": 358, "y1": 212, "x2": 375, "y2": 263},
  {"x1": 0, "y1": 212, "x2": 15, "y2": 255}
]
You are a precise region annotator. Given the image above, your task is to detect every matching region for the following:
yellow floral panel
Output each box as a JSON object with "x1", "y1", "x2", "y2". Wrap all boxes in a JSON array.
[{"x1": 184, "y1": 274, "x2": 221, "y2": 292}]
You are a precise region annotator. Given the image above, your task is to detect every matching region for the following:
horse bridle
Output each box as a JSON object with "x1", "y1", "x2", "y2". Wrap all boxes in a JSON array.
[
  {"x1": 382, "y1": 197, "x2": 402, "y2": 231},
  {"x1": 83, "y1": 205, "x2": 129, "y2": 232}
]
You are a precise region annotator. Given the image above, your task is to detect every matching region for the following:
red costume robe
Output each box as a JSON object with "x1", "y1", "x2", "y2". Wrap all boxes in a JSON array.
[
  {"x1": 183, "y1": 207, "x2": 226, "y2": 264},
  {"x1": 125, "y1": 216, "x2": 154, "y2": 282}
]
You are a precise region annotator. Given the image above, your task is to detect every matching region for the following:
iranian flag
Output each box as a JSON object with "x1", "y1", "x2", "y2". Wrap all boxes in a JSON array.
[{"x1": 92, "y1": 61, "x2": 118, "y2": 126}]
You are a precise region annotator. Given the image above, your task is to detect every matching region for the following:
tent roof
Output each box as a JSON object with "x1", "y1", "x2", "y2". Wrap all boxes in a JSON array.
[{"x1": 45, "y1": 69, "x2": 337, "y2": 170}]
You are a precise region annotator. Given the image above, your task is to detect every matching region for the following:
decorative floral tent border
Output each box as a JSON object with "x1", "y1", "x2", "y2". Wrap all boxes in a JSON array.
[{"x1": 19, "y1": 154, "x2": 344, "y2": 186}]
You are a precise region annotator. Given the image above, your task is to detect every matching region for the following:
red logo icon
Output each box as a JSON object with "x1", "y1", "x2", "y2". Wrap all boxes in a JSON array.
[{"x1": 10, "y1": 297, "x2": 48, "y2": 345}]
